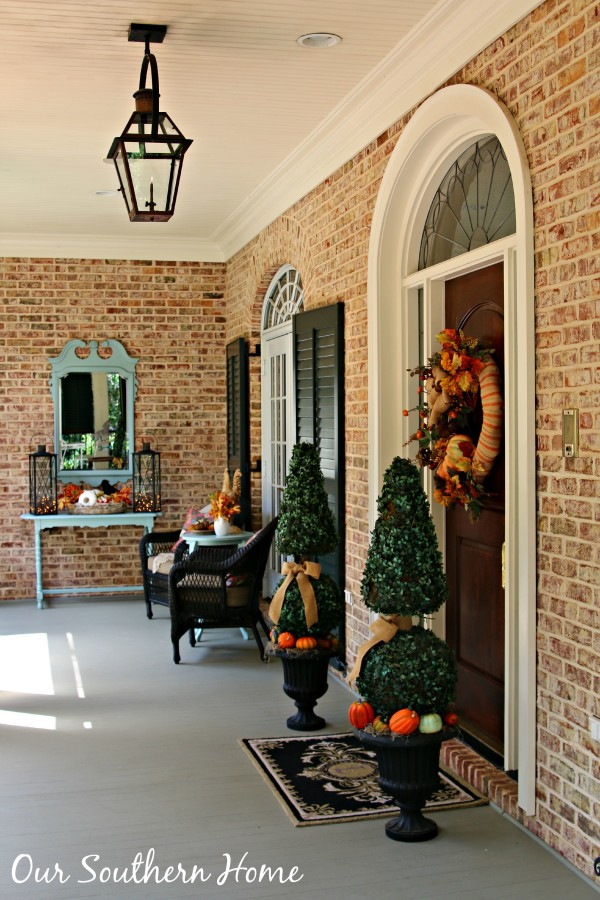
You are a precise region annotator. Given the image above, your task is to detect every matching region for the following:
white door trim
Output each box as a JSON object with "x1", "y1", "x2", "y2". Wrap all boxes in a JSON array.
[{"x1": 367, "y1": 85, "x2": 536, "y2": 814}]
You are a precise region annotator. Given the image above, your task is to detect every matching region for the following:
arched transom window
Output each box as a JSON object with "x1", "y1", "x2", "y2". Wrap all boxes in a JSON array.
[
  {"x1": 418, "y1": 135, "x2": 516, "y2": 270},
  {"x1": 262, "y1": 265, "x2": 304, "y2": 330}
]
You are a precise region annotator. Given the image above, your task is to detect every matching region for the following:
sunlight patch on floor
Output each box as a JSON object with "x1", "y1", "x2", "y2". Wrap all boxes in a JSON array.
[
  {"x1": 0, "y1": 633, "x2": 54, "y2": 694},
  {"x1": 0, "y1": 709, "x2": 57, "y2": 729}
]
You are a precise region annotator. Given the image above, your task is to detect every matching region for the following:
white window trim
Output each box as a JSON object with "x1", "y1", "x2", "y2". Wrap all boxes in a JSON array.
[{"x1": 367, "y1": 85, "x2": 536, "y2": 814}]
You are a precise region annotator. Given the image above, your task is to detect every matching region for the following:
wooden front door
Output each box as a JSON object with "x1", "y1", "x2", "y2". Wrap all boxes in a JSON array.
[{"x1": 444, "y1": 263, "x2": 505, "y2": 755}]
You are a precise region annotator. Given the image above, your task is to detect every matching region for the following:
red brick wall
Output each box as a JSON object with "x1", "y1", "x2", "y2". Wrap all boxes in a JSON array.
[
  {"x1": 0, "y1": 258, "x2": 227, "y2": 599},
  {"x1": 1, "y1": 0, "x2": 598, "y2": 883},
  {"x1": 225, "y1": 0, "x2": 599, "y2": 883}
]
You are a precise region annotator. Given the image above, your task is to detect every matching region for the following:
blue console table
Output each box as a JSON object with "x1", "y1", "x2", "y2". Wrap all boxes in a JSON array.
[{"x1": 21, "y1": 512, "x2": 159, "y2": 608}]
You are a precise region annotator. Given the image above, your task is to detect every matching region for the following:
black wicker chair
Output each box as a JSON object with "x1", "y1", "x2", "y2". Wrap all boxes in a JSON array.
[
  {"x1": 168, "y1": 517, "x2": 278, "y2": 664},
  {"x1": 139, "y1": 529, "x2": 189, "y2": 619}
]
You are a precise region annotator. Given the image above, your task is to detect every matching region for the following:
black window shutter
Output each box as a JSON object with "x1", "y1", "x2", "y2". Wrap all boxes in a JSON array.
[
  {"x1": 226, "y1": 338, "x2": 250, "y2": 518},
  {"x1": 293, "y1": 302, "x2": 345, "y2": 603}
]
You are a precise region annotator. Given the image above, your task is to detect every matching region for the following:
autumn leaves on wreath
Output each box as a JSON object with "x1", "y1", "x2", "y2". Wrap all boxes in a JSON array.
[{"x1": 403, "y1": 327, "x2": 503, "y2": 520}]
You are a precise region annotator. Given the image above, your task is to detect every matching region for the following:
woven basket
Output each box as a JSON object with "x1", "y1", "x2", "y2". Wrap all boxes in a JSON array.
[{"x1": 66, "y1": 502, "x2": 127, "y2": 515}]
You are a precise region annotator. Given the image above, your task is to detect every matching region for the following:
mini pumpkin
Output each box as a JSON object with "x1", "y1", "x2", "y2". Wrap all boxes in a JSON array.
[
  {"x1": 348, "y1": 701, "x2": 375, "y2": 729},
  {"x1": 443, "y1": 711, "x2": 459, "y2": 726},
  {"x1": 389, "y1": 708, "x2": 420, "y2": 735},
  {"x1": 418, "y1": 712, "x2": 443, "y2": 734},
  {"x1": 296, "y1": 636, "x2": 318, "y2": 650},
  {"x1": 277, "y1": 632, "x2": 296, "y2": 649},
  {"x1": 372, "y1": 715, "x2": 390, "y2": 734}
]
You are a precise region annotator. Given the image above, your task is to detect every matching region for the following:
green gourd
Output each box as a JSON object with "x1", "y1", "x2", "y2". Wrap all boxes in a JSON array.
[{"x1": 418, "y1": 712, "x2": 443, "y2": 734}]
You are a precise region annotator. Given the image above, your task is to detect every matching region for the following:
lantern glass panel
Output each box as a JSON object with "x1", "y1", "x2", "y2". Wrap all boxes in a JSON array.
[
  {"x1": 29, "y1": 448, "x2": 58, "y2": 515},
  {"x1": 133, "y1": 449, "x2": 161, "y2": 512}
]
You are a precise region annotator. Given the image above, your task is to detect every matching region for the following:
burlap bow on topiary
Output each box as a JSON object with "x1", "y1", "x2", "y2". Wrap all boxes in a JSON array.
[
  {"x1": 269, "y1": 560, "x2": 321, "y2": 630},
  {"x1": 347, "y1": 614, "x2": 413, "y2": 684}
]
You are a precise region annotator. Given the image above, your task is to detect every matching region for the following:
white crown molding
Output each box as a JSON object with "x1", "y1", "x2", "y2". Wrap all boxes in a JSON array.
[
  {"x1": 0, "y1": 233, "x2": 225, "y2": 263},
  {"x1": 215, "y1": 0, "x2": 542, "y2": 260}
]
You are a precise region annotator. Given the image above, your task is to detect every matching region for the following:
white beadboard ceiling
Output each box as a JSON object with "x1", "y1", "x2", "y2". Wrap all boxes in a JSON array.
[{"x1": 1, "y1": 0, "x2": 540, "y2": 261}]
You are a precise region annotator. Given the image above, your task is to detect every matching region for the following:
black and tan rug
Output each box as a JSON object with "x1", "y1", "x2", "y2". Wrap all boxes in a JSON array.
[{"x1": 240, "y1": 732, "x2": 487, "y2": 826}]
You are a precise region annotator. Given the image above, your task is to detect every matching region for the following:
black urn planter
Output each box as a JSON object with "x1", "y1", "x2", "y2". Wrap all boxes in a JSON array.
[
  {"x1": 267, "y1": 645, "x2": 334, "y2": 731},
  {"x1": 354, "y1": 726, "x2": 458, "y2": 842}
]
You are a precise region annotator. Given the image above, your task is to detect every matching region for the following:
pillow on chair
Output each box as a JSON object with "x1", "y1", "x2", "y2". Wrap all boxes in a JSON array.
[{"x1": 149, "y1": 553, "x2": 176, "y2": 575}]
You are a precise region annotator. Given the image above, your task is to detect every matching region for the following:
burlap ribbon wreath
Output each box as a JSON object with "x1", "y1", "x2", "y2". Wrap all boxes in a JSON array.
[
  {"x1": 269, "y1": 560, "x2": 321, "y2": 630},
  {"x1": 347, "y1": 614, "x2": 413, "y2": 685}
]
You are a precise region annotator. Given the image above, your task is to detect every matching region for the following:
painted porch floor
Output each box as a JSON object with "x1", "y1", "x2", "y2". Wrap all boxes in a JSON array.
[{"x1": 0, "y1": 595, "x2": 597, "y2": 899}]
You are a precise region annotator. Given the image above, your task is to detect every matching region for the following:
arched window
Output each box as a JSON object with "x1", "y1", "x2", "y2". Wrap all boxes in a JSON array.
[
  {"x1": 262, "y1": 264, "x2": 304, "y2": 330},
  {"x1": 418, "y1": 136, "x2": 516, "y2": 270}
]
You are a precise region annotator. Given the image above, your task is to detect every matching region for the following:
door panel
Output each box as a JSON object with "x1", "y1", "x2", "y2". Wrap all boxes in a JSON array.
[
  {"x1": 261, "y1": 330, "x2": 294, "y2": 596},
  {"x1": 444, "y1": 263, "x2": 505, "y2": 754}
]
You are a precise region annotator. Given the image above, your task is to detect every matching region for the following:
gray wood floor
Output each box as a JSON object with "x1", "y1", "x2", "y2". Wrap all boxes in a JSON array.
[{"x1": 1, "y1": 596, "x2": 598, "y2": 900}]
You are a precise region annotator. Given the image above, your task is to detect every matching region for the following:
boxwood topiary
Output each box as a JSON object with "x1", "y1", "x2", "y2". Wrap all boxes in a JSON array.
[
  {"x1": 276, "y1": 442, "x2": 339, "y2": 560},
  {"x1": 271, "y1": 441, "x2": 343, "y2": 639},
  {"x1": 355, "y1": 457, "x2": 457, "y2": 718},
  {"x1": 273, "y1": 574, "x2": 341, "y2": 638},
  {"x1": 361, "y1": 456, "x2": 447, "y2": 618},
  {"x1": 356, "y1": 625, "x2": 457, "y2": 718}
]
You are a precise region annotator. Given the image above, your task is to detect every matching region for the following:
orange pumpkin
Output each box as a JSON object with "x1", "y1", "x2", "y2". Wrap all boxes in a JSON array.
[
  {"x1": 389, "y1": 708, "x2": 420, "y2": 735},
  {"x1": 348, "y1": 701, "x2": 375, "y2": 729},
  {"x1": 277, "y1": 632, "x2": 295, "y2": 649},
  {"x1": 296, "y1": 636, "x2": 318, "y2": 650}
]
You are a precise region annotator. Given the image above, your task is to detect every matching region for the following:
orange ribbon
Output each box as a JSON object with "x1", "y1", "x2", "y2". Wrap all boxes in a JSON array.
[
  {"x1": 347, "y1": 615, "x2": 412, "y2": 685},
  {"x1": 269, "y1": 560, "x2": 321, "y2": 630}
]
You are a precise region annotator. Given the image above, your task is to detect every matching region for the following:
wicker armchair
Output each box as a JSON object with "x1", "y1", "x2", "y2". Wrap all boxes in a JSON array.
[
  {"x1": 168, "y1": 517, "x2": 278, "y2": 664},
  {"x1": 139, "y1": 530, "x2": 189, "y2": 619}
]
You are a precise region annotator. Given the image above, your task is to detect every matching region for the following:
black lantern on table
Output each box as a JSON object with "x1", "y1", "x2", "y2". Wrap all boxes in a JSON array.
[
  {"x1": 133, "y1": 441, "x2": 161, "y2": 512},
  {"x1": 106, "y1": 24, "x2": 193, "y2": 223},
  {"x1": 29, "y1": 445, "x2": 58, "y2": 515}
]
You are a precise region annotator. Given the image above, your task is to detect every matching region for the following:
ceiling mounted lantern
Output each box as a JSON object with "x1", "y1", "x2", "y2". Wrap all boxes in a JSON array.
[{"x1": 107, "y1": 23, "x2": 193, "y2": 222}]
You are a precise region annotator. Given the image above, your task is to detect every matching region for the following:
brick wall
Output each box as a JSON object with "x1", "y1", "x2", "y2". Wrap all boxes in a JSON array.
[
  {"x1": 0, "y1": 258, "x2": 227, "y2": 600},
  {"x1": 225, "y1": 0, "x2": 599, "y2": 883},
  {"x1": 1, "y1": 0, "x2": 598, "y2": 883}
]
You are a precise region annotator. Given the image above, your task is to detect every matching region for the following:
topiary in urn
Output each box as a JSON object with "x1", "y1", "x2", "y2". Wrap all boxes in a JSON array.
[
  {"x1": 269, "y1": 441, "x2": 343, "y2": 638},
  {"x1": 354, "y1": 457, "x2": 457, "y2": 719}
]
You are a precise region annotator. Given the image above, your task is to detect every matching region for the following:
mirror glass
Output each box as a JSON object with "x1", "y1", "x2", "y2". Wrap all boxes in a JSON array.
[
  {"x1": 59, "y1": 372, "x2": 128, "y2": 471},
  {"x1": 50, "y1": 340, "x2": 138, "y2": 482}
]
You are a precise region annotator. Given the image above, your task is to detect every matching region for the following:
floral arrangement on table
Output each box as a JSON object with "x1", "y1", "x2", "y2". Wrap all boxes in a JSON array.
[
  {"x1": 403, "y1": 328, "x2": 503, "y2": 520},
  {"x1": 58, "y1": 481, "x2": 132, "y2": 511},
  {"x1": 209, "y1": 490, "x2": 240, "y2": 522}
]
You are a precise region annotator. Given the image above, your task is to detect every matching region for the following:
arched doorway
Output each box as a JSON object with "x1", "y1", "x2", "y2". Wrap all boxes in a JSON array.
[{"x1": 367, "y1": 85, "x2": 536, "y2": 813}]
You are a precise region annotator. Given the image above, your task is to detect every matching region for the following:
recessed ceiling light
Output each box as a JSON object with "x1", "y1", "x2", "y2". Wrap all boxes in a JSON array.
[{"x1": 296, "y1": 33, "x2": 342, "y2": 49}]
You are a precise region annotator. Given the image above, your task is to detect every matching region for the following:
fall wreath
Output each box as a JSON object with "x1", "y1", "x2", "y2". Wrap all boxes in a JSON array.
[{"x1": 404, "y1": 328, "x2": 503, "y2": 519}]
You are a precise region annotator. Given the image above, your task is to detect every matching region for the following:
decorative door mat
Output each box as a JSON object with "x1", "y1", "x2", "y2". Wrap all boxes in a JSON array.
[{"x1": 240, "y1": 731, "x2": 487, "y2": 826}]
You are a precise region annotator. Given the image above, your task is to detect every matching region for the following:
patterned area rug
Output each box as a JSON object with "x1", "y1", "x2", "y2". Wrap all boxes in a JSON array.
[{"x1": 241, "y1": 732, "x2": 487, "y2": 826}]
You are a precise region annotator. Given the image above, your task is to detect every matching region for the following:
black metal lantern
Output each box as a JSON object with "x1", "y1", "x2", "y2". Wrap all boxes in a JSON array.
[
  {"x1": 29, "y1": 445, "x2": 58, "y2": 515},
  {"x1": 107, "y1": 24, "x2": 193, "y2": 222},
  {"x1": 133, "y1": 441, "x2": 161, "y2": 512}
]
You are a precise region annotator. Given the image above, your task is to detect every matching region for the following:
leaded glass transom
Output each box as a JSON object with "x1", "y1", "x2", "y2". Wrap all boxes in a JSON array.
[
  {"x1": 262, "y1": 265, "x2": 304, "y2": 331},
  {"x1": 418, "y1": 136, "x2": 516, "y2": 270}
]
